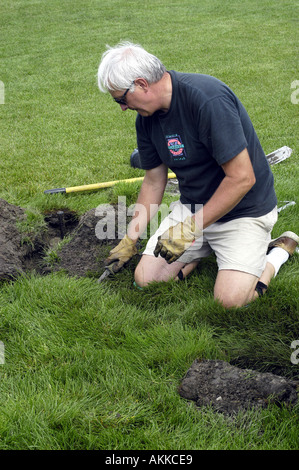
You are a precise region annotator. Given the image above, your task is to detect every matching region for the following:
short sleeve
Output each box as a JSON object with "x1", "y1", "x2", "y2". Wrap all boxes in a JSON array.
[
  {"x1": 198, "y1": 96, "x2": 248, "y2": 165},
  {"x1": 135, "y1": 115, "x2": 163, "y2": 170}
]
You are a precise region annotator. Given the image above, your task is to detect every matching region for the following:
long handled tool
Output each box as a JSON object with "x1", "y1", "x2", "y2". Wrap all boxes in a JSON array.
[
  {"x1": 44, "y1": 173, "x2": 175, "y2": 194},
  {"x1": 44, "y1": 146, "x2": 292, "y2": 195}
]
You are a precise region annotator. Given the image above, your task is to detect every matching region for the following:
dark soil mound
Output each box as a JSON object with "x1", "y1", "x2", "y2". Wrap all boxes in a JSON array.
[
  {"x1": 0, "y1": 199, "x2": 28, "y2": 280},
  {"x1": 179, "y1": 359, "x2": 298, "y2": 415}
]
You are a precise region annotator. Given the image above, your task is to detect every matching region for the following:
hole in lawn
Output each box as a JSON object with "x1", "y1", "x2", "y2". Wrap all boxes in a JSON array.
[
  {"x1": 44, "y1": 209, "x2": 79, "y2": 239},
  {"x1": 22, "y1": 209, "x2": 80, "y2": 275},
  {"x1": 0, "y1": 198, "x2": 135, "y2": 280}
]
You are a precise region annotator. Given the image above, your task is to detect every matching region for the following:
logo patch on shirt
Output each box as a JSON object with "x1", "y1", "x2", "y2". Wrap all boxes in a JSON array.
[{"x1": 166, "y1": 134, "x2": 186, "y2": 161}]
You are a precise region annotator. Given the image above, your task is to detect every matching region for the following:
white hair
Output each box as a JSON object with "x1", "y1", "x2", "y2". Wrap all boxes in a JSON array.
[{"x1": 97, "y1": 41, "x2": 166, "y2": 92}]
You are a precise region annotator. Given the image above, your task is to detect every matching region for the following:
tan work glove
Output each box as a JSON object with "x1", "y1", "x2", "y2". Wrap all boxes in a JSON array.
[
  {"x1": 154, "y1": 215, "x2": 202, "y2": 264},
  {"x1": 104, "y1": 234, "x2": 138, "y2": 273}
]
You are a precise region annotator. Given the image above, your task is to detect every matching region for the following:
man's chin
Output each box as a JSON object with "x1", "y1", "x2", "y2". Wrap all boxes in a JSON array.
[
  {"x1": 128, "y1": 106, "x2": 153, "y2": 117},
  {"x1": 136, "y1": 109, "x2": 153, "y2": 117}
]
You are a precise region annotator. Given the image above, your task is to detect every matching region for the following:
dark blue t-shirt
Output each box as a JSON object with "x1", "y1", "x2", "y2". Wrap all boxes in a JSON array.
[{"x1": 136, "y1": 70, "x2": 277, "y2": 221}]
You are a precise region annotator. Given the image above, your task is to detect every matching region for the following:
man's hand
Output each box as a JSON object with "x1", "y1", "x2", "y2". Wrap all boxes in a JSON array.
[
  {"x1": 154, "y1": 215, "x2": 202, "y2": 263},
  {"x1": 104, "y1": 235, "x2": 137, "y2": 272}
]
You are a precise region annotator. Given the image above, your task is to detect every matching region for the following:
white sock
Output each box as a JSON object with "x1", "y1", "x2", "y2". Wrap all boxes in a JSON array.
[{"x1": 266, "y1": 247, "x2": 289, "y2": 277}]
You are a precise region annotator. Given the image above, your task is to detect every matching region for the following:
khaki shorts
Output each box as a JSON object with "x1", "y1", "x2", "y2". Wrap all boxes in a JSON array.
[{"x1": 143, "y1": 200, "x2": 278, "y2": 278}]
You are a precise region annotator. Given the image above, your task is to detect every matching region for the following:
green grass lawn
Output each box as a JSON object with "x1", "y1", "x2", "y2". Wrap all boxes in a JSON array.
[{"x1": 0, "y1": 0, "x2": 298, "y2": 450}]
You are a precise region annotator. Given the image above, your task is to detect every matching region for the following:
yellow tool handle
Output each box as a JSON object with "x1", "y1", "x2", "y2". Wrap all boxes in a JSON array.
[{"x1": 45, "y1": 173, "x2": 177, "y2": 194}]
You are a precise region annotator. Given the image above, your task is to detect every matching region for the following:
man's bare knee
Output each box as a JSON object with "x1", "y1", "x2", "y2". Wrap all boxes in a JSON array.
[
  {"x1": 134, "y1": 256, "x2": 164, "y2": 287},
  {"x1": 134, "y1": 255, "x2": 184, "y2": 287},
  {"x1": 214, "y1": 270, "x2": 257, "y2": 308},
  {"x1": 134, "y1": 263, "x2": 151, "y2": 287},
  {"x1": 214, "y1": 291, "x2": 246, "y2": 309}
]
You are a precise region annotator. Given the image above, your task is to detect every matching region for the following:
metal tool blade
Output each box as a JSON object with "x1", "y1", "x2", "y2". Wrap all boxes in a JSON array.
[
  {"x1": 97, "y1": 261, "x2": 119, "y2": 283},
  {"x1": 98, "y1": 268, "x2": 111, "y2": 283},
  {"x1": 277, "y1": 201, "x2": 296, "y2": 213},
  {"x1": 266, "y1": 146, "x2": 292, "y2": 165}
]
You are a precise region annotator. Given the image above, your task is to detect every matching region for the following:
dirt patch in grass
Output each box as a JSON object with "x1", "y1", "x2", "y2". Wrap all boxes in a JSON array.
[{"x1": 0, "y1": 198, "x2": 134, "y2": 280}]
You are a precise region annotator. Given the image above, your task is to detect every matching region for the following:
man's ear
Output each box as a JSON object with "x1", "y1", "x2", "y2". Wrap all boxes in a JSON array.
[{"x1": 134, "y1": 78, "x2": 149, "y2": 91}]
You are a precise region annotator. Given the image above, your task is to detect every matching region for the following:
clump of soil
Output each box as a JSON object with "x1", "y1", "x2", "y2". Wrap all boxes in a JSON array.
[
  {"x1": 0, "y1": 199, "x2": 28, "y2": 280},
  {"x1": 179, "y1": 359, "x2": 298, "y2": 415}
]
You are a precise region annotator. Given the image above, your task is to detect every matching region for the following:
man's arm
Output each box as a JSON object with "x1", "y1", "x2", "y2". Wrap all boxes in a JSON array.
[
  {"x1": 104, "y1": 163, "x2": 168, "y2": 271},
  {"x1": 127, "y1": 163, "x2": 168, "y2": 241},
  {"x1": 194, "y1": 148, "x2": 256, "y2": 230}
]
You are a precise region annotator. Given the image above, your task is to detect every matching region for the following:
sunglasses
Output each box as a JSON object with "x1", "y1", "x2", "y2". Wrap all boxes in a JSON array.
[{"x1": 113, "y1": 82, "x2": 134, "y2": 105}]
